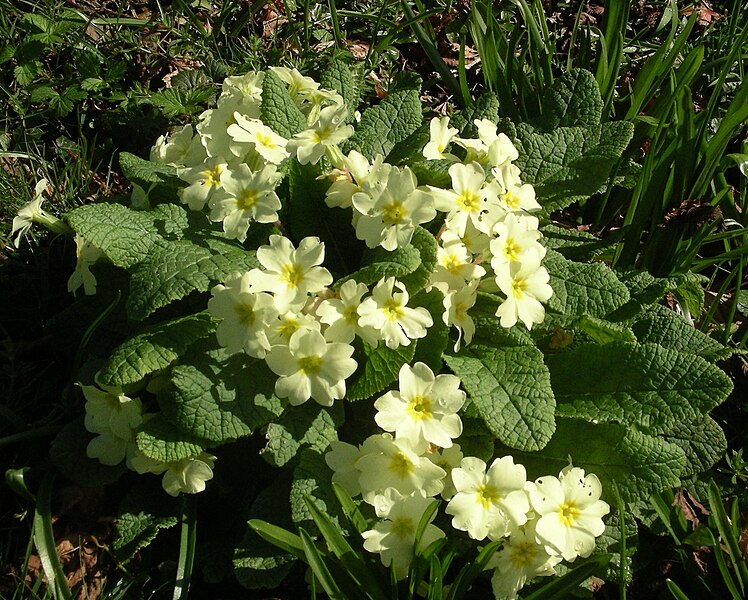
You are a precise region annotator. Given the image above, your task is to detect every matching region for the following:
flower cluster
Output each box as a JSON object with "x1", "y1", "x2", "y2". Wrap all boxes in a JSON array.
[{"x1": 81, "y1": 382, "x2": 215, "y2": 496}]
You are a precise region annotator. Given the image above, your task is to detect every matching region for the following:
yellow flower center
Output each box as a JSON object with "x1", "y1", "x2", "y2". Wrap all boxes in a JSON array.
[
  {"x1": 312, "y1": 127, "x2": 331, "y2": 143},
  {"x1": 557, "y1": 501, "x2": 580, "y2": 527},
  {"x1": 277, "y1": 318, "x2": 300, "y2": 341},
  {"x1": 256, "y1": 132, "x2": 276, "y2": 148},
  {"x1": 236, "y1": 189, "x2": 258, "y2": 211},
  {"x1": 511, "y1": 277, "x2": 527, "y2": 299},
  {"x1": 297, "y1": 355, "x2": 322, "y2": 375},
  {"x1": 280, "y1": 263, "x2": 305, "y2": 288},
  {"x1": 510, "y1": 542, "x2": 538, "y2": 568},
  {"x1": 343, "y1": 304, "x2": 359, "y2": 325},
  {"x1": 382, "y1": 298, "x2": 404, "y2": 321},
  {"x1": 457, "y1": 191, "x2": 480, "y2": 211},
  {"x1": 502, "y1": 237, "x2": 520, "y2": 262},
  {"x1": 202, "y1": 165, "x2": 223, "y2": 187},
  {"x1": 440, "y1": 253, "x2": 463, "y2": 275},
  {"x1": 454, "y1": 301, "x2": 468, "y2": 320},
  {"x1": 233, "y1": 302, "x2": 256, "y2": 325},
  {"x1": 390, "y1": 516, "x2": 415, "y2": 539},
  {"x1": 504, "y1": 191, "x2": 520, "y2": 210},
  {"x1": 381, "y1": 201, "x2": 407, "y2": 225},
  {"x1": 388, "y1": 452, "x2": 415, "y2": 478},
  {"x1": 406, "y1": 395, "x2": 433, "y2": 421},
  {"x1": 476, "y1": 484, "x2": 501, "y2": 509}
]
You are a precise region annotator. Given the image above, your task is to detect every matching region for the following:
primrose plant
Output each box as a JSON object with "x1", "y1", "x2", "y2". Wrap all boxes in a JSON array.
[{"x1": 15, "y1": 61, "x2": 733, "y2": 597}]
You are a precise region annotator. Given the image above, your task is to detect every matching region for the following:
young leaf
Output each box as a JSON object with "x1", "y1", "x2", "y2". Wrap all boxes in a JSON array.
[
  {"x1": 444, "y1": 341, "x2": 555, "y2": 452},
  {"x1": 261, "y1": 69, "x2": 307, "y2": 138},
  {"x1": 320, "y1": 57, "x2": 361, "y2": 120}
]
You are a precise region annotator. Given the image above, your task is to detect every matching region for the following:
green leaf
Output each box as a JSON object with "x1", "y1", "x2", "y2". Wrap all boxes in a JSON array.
[
  {"x1": 516, "y1": 120, "x2": 634, "y2": 214},
  {"x1": 398, "y1": 227, "x2": 438, "y2": 295},
  {"x1": 66, "y1": 203, "x2": 162, "y2": 269},
  {"x1": 319, "y1": 57, "x2": 360, "y2": 120},
  {"x1": 547, "y1": 342, "x2": 733, "y2": 434},
  {"x1": 663, "y1": 416, "x2": 727, "y2": 477},
  {"x1": 386, "y1": 124, "x2": 430, "y2": 165},
  {"x1": 339, "y1": 243, "x2": 421, "y2": 289},
  {"x1": 576, "y1": 315, "x2": 636, "y2": 344},
  {"x1": 97, "y1": 312, "x2": 215, "y2": 387},
  {"x1": 408, "y1": 159, "x2": 453, "y2": 188},
  {"x1": 346, "y1": 339, "x2": 416, "y2": 401},
  {"x1": 632, "y1": 305, "x2": 727, "y2": 361},
  {"x1": 450, "y1": 91, "x2": 501, "y2": 137},
  {"x1": 535, "y1": 68, "x2": 603, "y2": 130},
  {"x1": 127, "y1": 238, "x2": 258, "y2": 320},
  {"x1": 290, "y1": 449, "x2": 345, "y2": 535},
  {"x1": 159, "y1": 345, "x2": 283, "y2": 444},
  {"x1": 544, "y1": 250, "x2": 631, "y2": 318},
  {"x1": 261, "y1": 403, "x2": 343, "y2": 467},
  {"x1": 112, "y1": 481, "x2": 180, "y2": 561},
  {"x1": 119, "y1": 151, "x2": 180, "y2": 189},
  {"x1": 50, "y1": 418, "x2": 127, "y2": 486},
  {"x1": 81, "y1": 77, "x2": 106, "y2": 92},
  {"x1": 260, "y1": 69, "x2": 306, "y2": 138},
  {"x1": 410, "y1": 287, "x2": 449, "y2": 372},
  {"x1": 234, "y1": 477, "x2": 296, "y2": 590},
  {"x1": 151, "y1": 87, "x2": 214, "y2": 117},
  {"x1": 345, "y1": 85, "x2": 423, "y2": 159},
  {"x1": 508, "y1": 418, "x2": 686, "y2": 505},
  {"x1": 444, "y1": 341, "x2": 555, "y2": 452},
  {"x1": 136, "y1": 414, "x2": 205, "y2": 463}
]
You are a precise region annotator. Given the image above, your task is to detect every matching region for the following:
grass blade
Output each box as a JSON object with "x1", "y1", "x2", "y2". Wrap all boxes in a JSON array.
[
  {"x1": 249, "y1": 519, "x2": 306, "y2": 559},
  {"x1": 32, "y1": 472, "x2": 72, "y2": 600},
  {"x1": 299, "y1": 527, "x2": 346, "y2": 600},
  {"x1": 666, "y1": 579, "x2": 691, "y2": 600},
  {"x1": 332, "y1": 482, "x2": 368, "y2": 534},
  {"x1": 522, "y1": 554, "x2": 611, "y2": 600}
]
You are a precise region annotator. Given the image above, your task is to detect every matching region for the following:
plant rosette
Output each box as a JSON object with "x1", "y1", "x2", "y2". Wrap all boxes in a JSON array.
[{"x1": 20, "y1": 62, "x2": 732, "y2": 596}]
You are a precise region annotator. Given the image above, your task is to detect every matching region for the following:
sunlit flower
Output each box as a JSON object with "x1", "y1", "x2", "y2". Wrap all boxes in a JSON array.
[
  {"x1": 208, "y1": 272, "x2": 277, "y2": 358},
  {"x1": 227, "y1": 114, "x2": 290, "y2": 164},
  {"x1": 249, "y1": 235, "x2": 333, "y2": 312},
  {"x1": 265, "y1": 329, "x2": 357, "y2": 406},
  {"x1": 177, "y1": 157, "x2": 227, "y2": 211},
  {"x1": 487, "y1": 520, "x2": 562, "y2": 600},
  {"x1": 428, "y1": 444, "x2": 464, "y2": 500},
  {"x1": 494, "y1": 252, "x2": 552, "y2": 330},
  {"x1": 527, "y1": 465, "x2": 610, "y2": 561},
  {"x1": 266, "y1": 310, "x2": 321, "y2": 346},
  {"x1": 442, "y1": 280, "x2": 479, "y2": 351},
  {"x1": 316, "y1": 279, "x2": 378, "y2": 345},
  {"x1": 209, "y1": 163, "x2": 282, "y2": 242},
  {"x1": 356, "y1": 434, "x2": 446, "y2": 503},
  {"x1": 374, "y1": 362, "x2": 465, "y2": 453},
  {"x1": 489, "y1": 213, "x2": 544, "y2": 267},
  {"x1": 357, "y1": 277, "x2": 433, "y2": 349},
  {"x1": 446, "y1": 456, "x2": 530, "y2": 541},
  {"x1": 422, "y1": 116, "x2": 458, "y2": 160},
  {"x1": 150, "y1": 124, "x2": 207, "y2": 167},
  {"x1": 362, "y1": 488, "x2": 445, "y2": 579},
  {"x1": 430, "y1": 230, "x2": 485, "y2": 292},
  {"x1": 287, "y1": 104, "x2": 354, "y2": 165},
  {"x1": 11, "y1": 179, "x2": 69, "y2": 247}
]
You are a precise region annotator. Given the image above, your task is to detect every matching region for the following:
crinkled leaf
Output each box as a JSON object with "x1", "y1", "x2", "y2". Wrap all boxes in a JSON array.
[
  {"x1": 408, "y1": 159, "x2": 453, "y2": 188},
  {"x1": 338, "y1": 242, "x2": 421, "y2": 289},
  {"x1": 119, "y1": 151, "x2": 180, "y2": 188},
  {"x1": 508, "y1": 418, "x2": 686, "y2": 505},
  {"x1": 345, "y1": 85, "x2": 423, "y2": 159},
  {"x1": 444, "y1": 342, "x2": 555, "y2": 452},
  {"x1": 544, "y1": 250, "x2": 630, "y2": 318},
  {"x1": 347, "y1": 339, "x2": 416, "y2": 401},
  {"x1": 261, "y1": 403, "x2": 343, "y2": 468},
  {"x1": 151, "y1": 87, "x2": 214, "y2": 117},
  {"x1": 261, "y1": 69, "x2": 306, "y2": 138},
  {"x1": 136, "y1": 414, "x2": 205, "y2": 463},
  {"x1": 410, "y1": 287, "x2": 448, "y2": 372},
  {"x1": 450, "y1": 91, "x2": 501, "y2": 137},
  {"x1": 97, "y1": 312, "x2": 215, "y2": 387},
  {"x1": 547, "y1": 342, "x2": 733, "y2": 434},
  {"x1": 290, "y1": 449, "x2": 346, "y2": 536},
  {"x1": 632, "y1": 305, "x2": 727, "y2": 361},
  {"x1": 234, "y1": 476, "x2": 296, "y2": 590},
  {"x1": 112, "y1": 481, "x2": 179, "y2": 561},
  {"x1": 535, "y1": 69, "x2": 603, "y2": 130},
  {"x1": 66, "y1": 203, "x2": 162, "y2": 269},
  {"x1": 386, "y1": 123, "x2": 429, "y2": 165},
  {"x1": 285, "y1": 161, "x2": 362, "y2": 277},
  {"x1": 158, "y1": 345, "x2": 284, "y2": 444},
  {"x1": 319, "y1": 57, "x2": 360, "y2": 120},
  {"x1": 50, "y1": 418, "x2": 127, "y2": 486},
  {"x1": 663, "y1": 416, "x2": 727, "y2": 477},
  {"x1": 576, "y1": 315, "x2": 636, "y2": 344},
  {"x1": 540, "y1": 224, "x2": 614, "y2": 262},
  {"x1": 398, "y1": 227, "x2": 438, "y2": 295},
  {"x1": 516, "y1": 120, "x2": 634, "y2": 215},
  {"x1": 127, "y1": 238, "x2": 258, "y2": 320}
]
